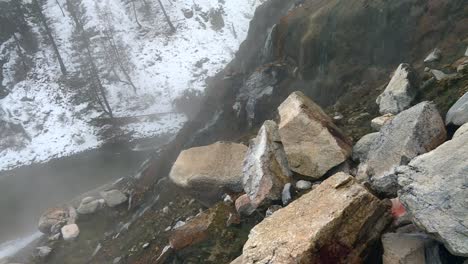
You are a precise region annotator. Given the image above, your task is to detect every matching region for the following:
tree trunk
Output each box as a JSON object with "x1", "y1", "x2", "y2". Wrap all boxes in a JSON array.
[
  {"x1": 55, "y1": 0, "x2": 66, "y2": 17},
  {"x1": 106, "y1": 34, "x2": 138, "y2": 93},
  {"x1": 156, "y1": 0, "x2": 175, "y2": 32},
  {"x1": 131, "y1": 0, "x2": 142, "y2": 28},
  {"x1": 32, "y1": 0, "x2": 67, "y2": 75}
]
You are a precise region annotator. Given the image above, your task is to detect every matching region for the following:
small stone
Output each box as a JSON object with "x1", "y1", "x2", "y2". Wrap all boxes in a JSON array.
[
  {"x1": 235, "y1": 194, "x2": 256, "y2": 215},
  {"x1": 61, "y1": 224, "x2": 80, "y2": 241},
  {"x1": 295, "y1": 180, "x2": 312, "y2": 190},
  {"x1": 223, "y1": 194, "x2": 233, "y2": 204},
  {"x1": 100, "y1": 189, "x2": 127, "y2": 207},
  {"x1": 142, "y1": 243, "x2": 150, "y2": 249},
  {"x1": 281, "y1": 183, "x2": 292, "y2": 205},
  {"x1": 162, "y1": 206, "x2": 169, "y2": 214},
  {"x1": 431, "y1": 69, "x2": 456, "y2": 81},
  {"x1": 36, "y1": 246, "x2": 52, "y2": 258},
  {"x1": 371, "y1": 113, "x2": 395, "y2": 131},
  {"x1": 424, "y1": 48, "x2": 442, "y2": 63},
  {"x1": 424, "y1": 67, "x2": 430, "y2": 72},
  {"x1": 265, "y1": 205, "x2": 282, "y2": 218},
  {"x1": 333, "y1": 112, "x2": 344, "y2": 121},
  {"x1": 113, "y1": 257, "x2": 122, "y2": 264},
  {"x1": 77, "y1": 197, "x2": 101, "y2": 215}
]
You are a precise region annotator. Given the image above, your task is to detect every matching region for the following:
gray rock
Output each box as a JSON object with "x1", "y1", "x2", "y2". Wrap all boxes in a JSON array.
[
  {"x1": 352, "y1": 132, "x2": 380, "y2": 162},
  {"x1": 398, "y1": 131, "x2": 468, "y2": 257},
  {"x1": 376, "y1": 63, "x2": 417, "y2": 115},
  {"x1": 431, "y1": 69, "x2": 456, "y2": 81},
  {"x1": 446, "y1": 92, "x2": 468, "y2": 126},
  {"x1": 0, "y1": 108, "x2": 30, "y2": 151},
  {"x1": 265, "y1": 205, "x2": 282, "y2": 218},
  {"x1": 281, "y1": 183, "x2": 292, "y2": 205},
  {"x1": 457, "y1": 58, "x2": 468, "y2": 73},
  {"x1": 278, "y1": 91, "x2": 352, "y2": 179},
  {"x1": 169, "y1": 142, "x2": 247, "y2": 205},
  {"x1": 358, "y1": 102, "x2": 446, "y2": 197},
  {"x1": 295, "y1": 180, "x2": 312, "y2": 190},
  {"x1": 454, "y1": 123, "x2": 468, "y2": 138},
  {"x1": 61, "y1": 224, "x2": 80, "y2": 241},
  {"x1": 100, "y1": 190, "x2": 127, "y2": 208},
  {"x1": 36, "y1": 246, "x2": 52, "y2": 258},
  {"x1": 77, "y1": 197, "x2": 101, "y2": 215},
  {"x1": 424, "y1": 48, "x2": 442, "y2": 63},
  {"x1": 242, "y1": 120, "x2": 292, "y2": 211},
  {"x1": 465, "y1": 46, "x2": 468, "y2": 57},
  {"x1": 382, "y1": 233, "x2": 431, "y2": 264}
]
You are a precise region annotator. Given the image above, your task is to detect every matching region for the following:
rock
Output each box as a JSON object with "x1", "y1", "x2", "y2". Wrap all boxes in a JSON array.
[
  {"x1": 446, "y1": 92, "x2": 468, "y2": 126},
  {"x1": 242, "y1": 120, "x2": 291, "y2": 212},
  {"x1": 454, "y1": 123, "x2": 468, "y2": 138},
  {"x1": 181, "y1": 8, "x2": 194, "y2": 19},
  {"x1": 235, "y1": 194, "x2": 256, "y2": 216},
  {"x1": 281, "y1": 183, "x2": 292, "y2": 205},
  {"x1": 155, "y1": 245, "x2": 173, "y2": 264},
  {"x1": 457, "y1": 58, "x2": 468, "y2": 73},
  {"x1": 352, "y1": 132, "x2": 380, "y2": 162},
  {"x1": 169, "y1": 142, "x2": 247, "y2": 205},
  {"x1": 100, "y1": 189, "x2": 127, "y2": 208},
  {"x1": 0, "y1": 108, "x2": 30, "y2": 151},
  {"x1": 113, "y1": 257, "x2": 122, "y2": 264},
  {"x1": 169, "y1": 203, "x2": 237, "y2": 250},
  {"x1": 382, "y1": 233, "x2": 430, "y2": 264},
  {"x1": 424, "y1": 48, "x2": 442, "y2": 63},
  {"x1": 38, "y1": 208, "x2": 69, "y2": 234},
  {"x1": 77, "y1": 197, "x2": 101, "y2": 215},
  {"x1": 424, "y1": 67, "x2": 430, "y2": 72},
  {"x1": 431, "y1": 69, "x2": 456, "y2": 81},
  {"x1": 230, "y1": 255, "x2": 243, "y2": 264},
  {"x1": 465, "y1": 46, "x2": 468, "y2": 57},
  {"x1": 61, "y1": 224, "x2": 80, "y2": 241},
  {"x1": 278, "y1": 91, "x2": 352, "y2": 179},
  {"x1": 241, "y1": 173, "x2": 391, "y2": 263},
  {"x1": 142, "y1": 243, "x2": 150, "y2": 249},
  {"x1": 371, "y1": 114, "x2": 395, "y2": 131},
  {"x1": 398, "y1": 131, "x2": 468, "y2": 257},
  {"x1": 265, "y1": 205, "x2": 282, "y2": 218},
  {"x1": 36, "y1": 246, "x2": 52, "y2": 258},
  {"x1": 295, "y1": 180, "x2": 312, "y2": 190},
  {"x1": 376, "y1": 63, "x2": 417, "y2": 115},
  {"x1": 358, "y1": 102, "x2": 446, "y2": 197}
]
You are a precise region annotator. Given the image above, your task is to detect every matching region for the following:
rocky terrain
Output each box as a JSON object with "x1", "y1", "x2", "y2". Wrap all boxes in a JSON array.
[{"x1": 2, "y1": 0, "x2": 468, "y2": 263}]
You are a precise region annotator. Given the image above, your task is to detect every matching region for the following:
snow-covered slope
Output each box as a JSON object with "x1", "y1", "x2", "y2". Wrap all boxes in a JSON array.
[{"x1": 0, "y1": 0, "x2": 263, "y2": 171}]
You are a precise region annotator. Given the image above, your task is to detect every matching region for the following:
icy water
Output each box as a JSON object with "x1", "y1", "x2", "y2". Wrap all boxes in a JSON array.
[{"x1": 0, "y1": 135, "x2": 171, "y2": 252}]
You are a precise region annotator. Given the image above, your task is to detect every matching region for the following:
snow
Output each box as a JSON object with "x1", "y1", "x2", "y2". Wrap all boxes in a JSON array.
[{"x1": 0, "y1": 0, "x2": 263, "y2": 171}]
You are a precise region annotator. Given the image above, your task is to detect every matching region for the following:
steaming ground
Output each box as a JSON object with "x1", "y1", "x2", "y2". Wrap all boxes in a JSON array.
[{"x1": 0, "y1": 0, "x2": 263, "y2": 171}]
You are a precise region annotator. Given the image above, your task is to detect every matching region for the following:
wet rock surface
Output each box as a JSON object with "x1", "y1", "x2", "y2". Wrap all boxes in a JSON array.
[{"x1": 278, "y1": 91, "x2": 352, "y2": 179}]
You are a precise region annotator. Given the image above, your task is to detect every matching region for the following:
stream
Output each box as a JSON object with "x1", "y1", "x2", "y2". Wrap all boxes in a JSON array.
[{"x1": 0, "y1": 134, "x2": 171, "y2": 255}]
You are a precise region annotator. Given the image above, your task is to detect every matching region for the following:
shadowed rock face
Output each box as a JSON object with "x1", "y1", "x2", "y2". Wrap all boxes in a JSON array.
[
  {"x1": 278, "y1": 91, "x2": 352, "y2": 179},
  {"x1": 241, "y1": 173, "x2": 391, "y2": 264},
  {"x1": 398, "y1": 131, "x2": 468, "y2": 257}
]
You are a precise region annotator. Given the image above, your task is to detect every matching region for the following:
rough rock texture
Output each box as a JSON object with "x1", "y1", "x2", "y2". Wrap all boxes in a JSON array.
[
  {"x1": 430, "y1": 69, "x2": 456, "y2": 81},
  {"x1": 382, "y1": 233, "x2": 429, "y2": 264},
  {"x1": 242, "y1": 120, "x2": 291, "y2": 211},
  {"x1": 77, "y1": 197, "x2": 102, "y2": 215},
  {"x1": 278, "y1": 91, "x2": 352, "y2": 179},
  {"x1": 371, "y1": 114, "x2": 395, "y2": 131},
  {"x1": 61, "y1": 224, "x2": 80, "y2": 241},
  {"x1": 235, "y1": 194, "x2": 256, "y2": 216},
  {"x1": 454, "y1": 122, "x2": 468, "y2": 138},
  {"x1": 0, "y1": 108, "x2": 30, "y2": 151},
  {"x1": 295, "y1": 180, "x2": 312, "y2": 190},
  {"x1": 398, "y1": 131, "x2": 468, "y2": 257},
  {"x1": 241, "y1": 173, "x2": 391, "y2": 264},
  {"x1": 38, "y1": 208, "x2": 70, "y2": 234},
  {"x1": 352, "y1": 132, "x2": 379, "y2": 162},
  {"x1": 376, "y1": 64, "x2": 417, "y2": 115},
  {"x1": 100, "y1": 190, "x2": 127, "y2": 208},
  {"x1": 423, "y1": 48, "x2": 442, "y2": 63},
  {"x1": 446, "y1": 92, "x2": 468, "y2": 126},
  {"x1": 169, "y1": 142, "x2": 247, "y2": 205},
  {"x1": 358, "y1": 102, "x2": 446, "y2": 197}
]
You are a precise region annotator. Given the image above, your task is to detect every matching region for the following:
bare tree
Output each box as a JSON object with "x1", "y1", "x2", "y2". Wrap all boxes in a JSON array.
[
  {"x1": 55, "y1": 0, "x2": 66, "y2": 17},
  {"x1": 156, "y1": 0, "x2": 175, "y2": 32},
  {"x1": 31, "y1": 0, "x2": 67, "y2": 75},
  {"x1": 131, "y1": 0, "x2": 142, "y2": 28}
]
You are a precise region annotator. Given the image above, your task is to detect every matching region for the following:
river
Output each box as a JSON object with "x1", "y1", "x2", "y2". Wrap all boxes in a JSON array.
[{"x1": 0, "y1": 135, "x2": 171, "y2": 248}]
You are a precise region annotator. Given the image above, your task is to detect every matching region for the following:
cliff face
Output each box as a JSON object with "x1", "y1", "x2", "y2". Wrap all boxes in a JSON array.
[{"x1": 140, "y1": 0, "x2": 467, "y2": 184}]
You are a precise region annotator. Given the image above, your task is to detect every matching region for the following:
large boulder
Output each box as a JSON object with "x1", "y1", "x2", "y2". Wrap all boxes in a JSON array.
[
  {"x1": 358, "y1": 102, "x2": 446, "y2": 197},
  {"x1": 398, "y1": 131, "x2": 468, "y2": 257},
  {"x1": 169, "y1": 142, "x2": 248, "y2": 205},
  {"x1": 446, "y1": 92, "x2": 468, "y2": 126},
  {"x1": 278, "y1": 91, "x2": 352, "y2": 179},
  {"x1": 100, "y1": 189, "x2": 128, "y2": 208},
  {"x1": 376, "y1": 63, "x2": 417, "y2": 115},
  {"x1": 454, "y1": 122, "x2": 468, "y2": 138},
  {"x1": 241, "y1": 173, "x2": 391, "y2": 264},
  {"x1": 242, "y1": 120, "x2": 291, "y2": 212},
  {"x1": 352, "y1": 132, "x2": 380, "y2": 162}
]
